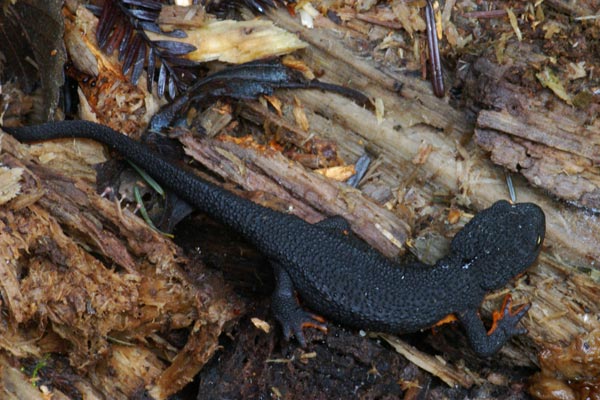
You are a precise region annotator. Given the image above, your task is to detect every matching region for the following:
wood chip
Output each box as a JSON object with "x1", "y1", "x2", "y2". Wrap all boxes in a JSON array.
[
  {"x1": 536, "y1": 68, "x2": 573, "y2": 104},
  {"x1": 506, "y1": 8, "x2": 522, "y2": 41},
  {"x1": 148, "y1": 19, "x2": 307, "y2": 64},
  {"x1": 379, "y1": 334, "x2": 477, "y2": 388},
  {"x1": 0, "y1": 166, "x2": 23, "y2": 205}
]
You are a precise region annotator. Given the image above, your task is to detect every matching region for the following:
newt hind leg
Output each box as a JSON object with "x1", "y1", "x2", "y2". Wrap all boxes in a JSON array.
[
  {"x1": 457, "y1": 295, "x2": 530, "y2": 357},
  {"x1": 271, "y1": 263, "x2": 327, "y2": 347}
]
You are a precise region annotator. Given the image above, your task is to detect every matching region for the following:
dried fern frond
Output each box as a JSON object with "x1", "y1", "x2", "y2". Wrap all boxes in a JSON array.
[{"x1": 95, "y1": 0, "x2": 200, "y2": 99}]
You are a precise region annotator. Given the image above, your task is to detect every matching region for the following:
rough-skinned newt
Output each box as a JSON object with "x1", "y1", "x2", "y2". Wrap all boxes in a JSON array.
[{"x1": 5, "y1": 121, "x2": 546, "y2": 357}]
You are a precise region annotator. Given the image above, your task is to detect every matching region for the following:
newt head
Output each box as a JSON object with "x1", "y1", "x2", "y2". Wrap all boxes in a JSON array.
[{"x1": 450, "y1": 200, "x2": 545, "y2": 291}]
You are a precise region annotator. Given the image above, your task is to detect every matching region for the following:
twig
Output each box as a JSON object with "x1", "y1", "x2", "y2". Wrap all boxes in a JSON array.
[{"x1": 425, "y1": 0, "x2": 444, "y2": 97}]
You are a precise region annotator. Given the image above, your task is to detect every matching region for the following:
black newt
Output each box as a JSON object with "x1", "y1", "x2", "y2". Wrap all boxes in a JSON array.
[{"x1": 5, "y1": 121, "x2": 546, "y2": 356}]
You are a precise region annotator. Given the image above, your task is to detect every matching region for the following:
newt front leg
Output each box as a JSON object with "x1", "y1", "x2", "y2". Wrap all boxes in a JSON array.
[{"x1": 457, "y1": 295, "x2": 530, "y2": 357}]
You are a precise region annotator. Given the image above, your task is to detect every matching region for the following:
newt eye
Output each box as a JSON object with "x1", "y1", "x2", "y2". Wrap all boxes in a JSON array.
[{"x1": 536, "y1": 235, "x2": 542, "y2": 247}]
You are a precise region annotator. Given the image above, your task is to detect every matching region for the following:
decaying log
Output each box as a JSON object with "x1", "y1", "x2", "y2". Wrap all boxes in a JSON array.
[
  {"x1": 0, "y1": 133, "x2": 241, "y2": 399},
  {"x1": 252, "y1": 3, "x2": 600, "y2": 388}
]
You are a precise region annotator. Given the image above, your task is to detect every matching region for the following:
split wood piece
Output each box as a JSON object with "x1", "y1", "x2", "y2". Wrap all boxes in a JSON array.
[
  {"x1": 463, "y1": 56, "x2": 600, "y2": 210},
  {"x1": 477, "y1": 110, "x2": 600, "y2": 164},
  {"x1": 472, "y1": 88, "x2": 600, "y2": 209},
  {"x1": 0, "y1": 132, "x2": 241, "y2": 400},
  {"x1": 475, "y1": 128, "x2": 600, "y2": 209},
  {"x1": 378, "y1": 334, "x2": 476, "y2": 388},
  {"x1": 179, "y1": 134, "x2": 410, "y2": 258}
]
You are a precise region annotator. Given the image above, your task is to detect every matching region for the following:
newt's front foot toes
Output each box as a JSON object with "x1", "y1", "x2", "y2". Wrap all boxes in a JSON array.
[
  {"x1": 458, "y1": 294, "x2": 531, "y2": 357},
  {"x1": 489, "y1": 294, "x2": 530, "y2": 336},
  {"x1": 280, "y1": 310, "x2": 328, "y2": 347}
]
